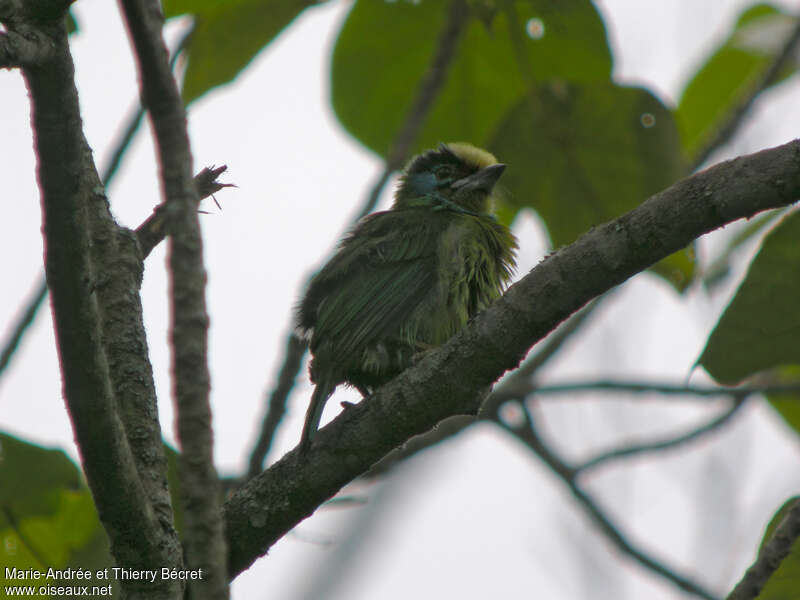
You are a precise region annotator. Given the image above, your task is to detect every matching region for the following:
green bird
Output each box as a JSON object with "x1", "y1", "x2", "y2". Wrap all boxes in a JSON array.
[{"x1": 296, "y1": 142, "x2": 518, "y2": 450}]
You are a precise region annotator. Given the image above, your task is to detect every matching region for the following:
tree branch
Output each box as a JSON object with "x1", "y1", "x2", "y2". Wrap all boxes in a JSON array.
[
  {"x1": 727, "y1": 497, "x2": 800, "y2": 600},
  {"x1": 17, "y1": 3, "x2": 183, "y2": 597},
  {"x1": 356, "y1": 0, "x2": 470, "y2": 219},
  {"x1": 362, "y1": 297, "x2": 605, "y2": 478},
  {"x1": 118, "y1": 0, "x2": 227, "y2": 598},
  {"x1": 246, "y1": 332, "x2": 306, "y2": 479},
  {"x1": 574, "y1": 397, "x2": 746, "y2": 473},
  {"x1": 223, "y1": 137, "x2": 800, "y2": 577},
  {"x1": 0, "y1": 275, "x2": 47, "y2": 377},
  {"x1": 135, "y1": 164, "x2": 232, "y2": 258},
  {"x1": 494, "y1": 401, "x2": 720, "y2": 600}
]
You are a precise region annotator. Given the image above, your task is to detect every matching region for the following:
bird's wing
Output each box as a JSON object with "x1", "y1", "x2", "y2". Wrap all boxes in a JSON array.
[{"x1": 298, "y1": 209, "x2": 441, "y2": 358}]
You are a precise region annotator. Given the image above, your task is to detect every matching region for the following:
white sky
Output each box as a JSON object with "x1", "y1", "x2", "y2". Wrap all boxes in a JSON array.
[{"x1": 2, "y1": 1, "x2": 800, "y2": 598}]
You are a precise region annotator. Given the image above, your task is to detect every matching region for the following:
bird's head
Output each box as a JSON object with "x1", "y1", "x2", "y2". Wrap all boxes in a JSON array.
[{"x1": 393, "y1": 142, "x2": 505, "y2": 215}]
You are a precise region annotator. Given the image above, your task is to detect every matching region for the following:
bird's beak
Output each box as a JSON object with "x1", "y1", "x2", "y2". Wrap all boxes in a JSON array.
[{"x1": 451, "y1": 163, "x2": 506, "y2": 193}]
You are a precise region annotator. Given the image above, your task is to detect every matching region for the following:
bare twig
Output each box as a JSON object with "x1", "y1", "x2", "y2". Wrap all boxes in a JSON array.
[
  {"x1": 492, "y1": 401, "x2": 721, "y2": 600},
  {"x1": 531, "y1": 380, "x2": 800, "y2": 399},
  {"x1": 135, "y1": 164, "x2": 232, "y2": 258},
  {"x1": 574, "y1": 397, "x2": 747, "y2": 473},
  {"x1": 356, "y1": 0, "x2": 470, "y2": 220},
  {"x1": 247, "y1": 333, "x2": 306, "y2": 478},
  {"x1": 118, "y1": 0, "x2": 226, "y2": 598},
  {"x1": 0, "y1": 276, "x2": 47, "y2": 377},
  {"x1": 100, "y1": 22, "x2": 194, "y2": 184},
  {"x1": 727, "y1": 498, "x2": 800, "y2": 600},
  {"x1": 691, "y1": 17, "x2": 800, "y2": 170}
]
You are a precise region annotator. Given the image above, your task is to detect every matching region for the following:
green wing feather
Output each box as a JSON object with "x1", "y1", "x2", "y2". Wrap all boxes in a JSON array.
[{"x1": 298, "y1": 208, "x2": 440, "y2": 369}]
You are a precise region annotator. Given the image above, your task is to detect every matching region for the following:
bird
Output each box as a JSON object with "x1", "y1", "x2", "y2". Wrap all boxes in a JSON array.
[{"x1": 296, "y1": 142, "x2": 518, "y2": 451}]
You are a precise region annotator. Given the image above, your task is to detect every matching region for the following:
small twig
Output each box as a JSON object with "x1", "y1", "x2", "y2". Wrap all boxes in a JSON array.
[
  {"x1": 0, "y1": 276, "x2": 47, "y2": 377},
  {"x1": 532, "y1": 380, "x2": 800, "y2": 399},
  {"x1": 574, "y1": 397, "x2": 747, "y2": 473},
  {"x1": 135, "y1": 165, "x2": 232, "y2": 258},
  {"x1": 727, "y1": 498, "x2": 800, "y2": 600},
  {"x1": 493, "y1": 401, "x2": 721, "y2": 600},
  {"x1": 246, "y1": 333, "x2": 306, "y2": 478},
  {"x1": 100, "y1": 22, "x2": 194, "y2": 184},
  {"x1": 355, "y1": 0, "x2": 470, "y2": 219},
  {"x1": 691, "y1": 17, "x2": 800, "y2": 170}
]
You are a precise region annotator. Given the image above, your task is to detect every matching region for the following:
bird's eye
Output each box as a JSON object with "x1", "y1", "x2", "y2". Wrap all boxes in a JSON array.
[{"x1": 434, "y1": 165, "x2": 455, "y2": 180}]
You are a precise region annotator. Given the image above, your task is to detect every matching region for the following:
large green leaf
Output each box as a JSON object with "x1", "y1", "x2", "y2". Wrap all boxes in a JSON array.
[
  {"x1": 162, "y1": 0, "x2": 324, "y2": 103},
  {"x1": 0, "y1": 433, "x2": 81, "y2": 523},
  {"x1": 331, "y1": 0, "x2": 611, "y2": 158},
  {"x1": 749, "y1": 496, "x2": 800, "y2": 599},
  {"x1": 489, "y1": 82, "x2": 691, "y2": 289},
  {"x1": 677, "y1": 4, "x2": 799, "y2": 160},
  {"x1": 0, "y1": 434, "x2": 112, "y2": 591},
  {"x1": 699, "y1": 211, "x2": 800, "y2": 384}
]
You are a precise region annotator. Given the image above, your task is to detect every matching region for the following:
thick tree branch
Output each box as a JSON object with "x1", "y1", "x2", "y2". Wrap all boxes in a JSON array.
[
  {"x1": 362, "y1": 298, "x2": 604, "y2": 478},
  {"x1": 16, "y1": 3, "x2": 183, "y2": 598},
  {"x1": 727, "y1": 498, "x2": 800, "y2": 600},
  {"x1": 118, "y1": 1, "x2": 227, "y2": 598},
  {"x1": 224, "y1": 138, "x2": 800, "y2": 577},
  {"x1": 0, "y1": 28, "x2": 57, "y2": 68}
]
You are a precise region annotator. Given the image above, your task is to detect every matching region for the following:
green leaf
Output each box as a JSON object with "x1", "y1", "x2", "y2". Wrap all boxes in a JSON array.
[
  {"x1": 162, "y1": 0, "x2": 324, "y2": 103},
  {"x1": 765, "y1": 366, "x2": 800, "y2": 438},
  {"x1": 331, "y1": 0, "x2": 612, "y2": 158},
  {"x1": 677, "y1": 4, "x2": 799, "y2": 159},
  {"x1": 0, "y1": 433, "x2": 112, "y2": 588},
  {"x1": 488, "y1": 82, "x2": 691, "y2": 290},
  {"x1": 752, "y1": 496, "x2": 800, "y2": 600},
  {"x1": 699, "y1": 211, "x2": 800, "y2": 384},
  {"x1": 0, "y1": 433, "x2": 81, "y2": 523}
]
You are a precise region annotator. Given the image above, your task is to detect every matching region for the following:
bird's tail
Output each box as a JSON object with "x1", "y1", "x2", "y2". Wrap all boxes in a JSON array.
[{"x1": 300, "y1": 379, "x2": 334, "y2": 453}]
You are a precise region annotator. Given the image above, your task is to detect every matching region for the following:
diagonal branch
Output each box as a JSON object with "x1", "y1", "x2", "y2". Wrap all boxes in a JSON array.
[
  {"x1": 727, "y1": 497, "x2": 800, "y2": 600},
  {"x1": 224, "y1": 137, "x2": 800, "y2": 578},
  {"x1": 118, "y1": 0, "x2": 226, "y2": 598},
  {"x1": 493, "y1": 401, "x2": 720, "y2": 600},
  {"x1": 357, "y1": 0, "x2": 470, "y2": 219}
]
